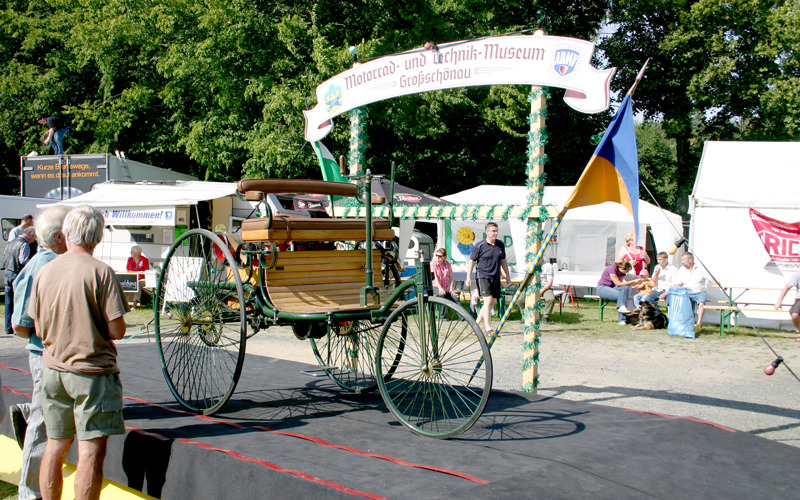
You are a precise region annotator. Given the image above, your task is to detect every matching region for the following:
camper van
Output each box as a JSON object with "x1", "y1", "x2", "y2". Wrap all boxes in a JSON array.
[
  {"x1": 54, "y1": 180, "x2": 330, "y2": 273},
  {"x1": 0, "y1": 195, "x2": 57, "y2": 257}
]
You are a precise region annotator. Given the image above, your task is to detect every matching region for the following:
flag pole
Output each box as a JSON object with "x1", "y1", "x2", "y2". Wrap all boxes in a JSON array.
[
  {"x1": 627, "y1": 58, "x2": 650, "y2": 96},
  {"x1": 473, "y1": 61, "x2": 650, "y2": 381},
  {"x1": 470, "y1": 208, "x2": 566, "y2": 381}
]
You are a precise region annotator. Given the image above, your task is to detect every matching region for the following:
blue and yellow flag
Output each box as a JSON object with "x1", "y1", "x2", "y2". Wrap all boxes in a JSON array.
[{"x1": 563, "y1": 94, "x2": 640, "y2": 241}]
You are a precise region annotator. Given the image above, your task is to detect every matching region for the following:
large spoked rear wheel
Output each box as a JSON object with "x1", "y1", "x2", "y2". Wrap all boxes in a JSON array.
[
  {"x1": 376, "y1": 296, "x2": 492, "y2": 438},
  {"x1": 154, "y1": 229, "x2": 247, "y2": 415}
]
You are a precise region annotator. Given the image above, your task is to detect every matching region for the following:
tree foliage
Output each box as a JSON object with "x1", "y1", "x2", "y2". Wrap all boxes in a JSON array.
[
  {"x1": 0, "y1": 0, "x2": 796, "y2": 215},
  {"x1": 0, "y1": 0, "x2": 610, "y2": 196},
  {"x1": 599, "y1": 0, "x2": 800, "y2": 212}
]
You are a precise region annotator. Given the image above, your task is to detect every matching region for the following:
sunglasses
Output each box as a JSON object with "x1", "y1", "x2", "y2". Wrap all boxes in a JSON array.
[{"x1": 435, "y1": 254, "x2": 445, "y2": 257}]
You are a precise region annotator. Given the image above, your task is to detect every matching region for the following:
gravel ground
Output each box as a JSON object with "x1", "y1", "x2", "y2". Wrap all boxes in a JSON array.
[{"x1": 3, "y1": 311, "x2": 798, "y2": 450}]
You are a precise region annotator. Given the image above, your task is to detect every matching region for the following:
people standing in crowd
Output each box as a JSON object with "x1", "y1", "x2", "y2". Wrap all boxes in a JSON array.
[
  {"x1": 617, "y1": 231, "x2": 651, "y2": 277},
  {"x1": 671, "y1": 252, "x2": 714, "y2": 328},
  {"x1": 8, "y1": 214, "x2": 33, "y2": 242},
  {"x1": 430, "y1": 247, "x2": 456, "y2": 302},
  {"x1": 597, "y1": 260, "x2": 641, "y2": 325},
  {"x1": 774, "y1": 270, "x2": 800, "y2": 341},
  {"x1": 465, "y1": 222, "x2": 511, "y2": 336},
  {"x1": 9, "y1": 205, "x2": 70, "y2": 500},
  {"x1": 37, "y1": 116, "x2": 69, "y2": 155},
  {"x1": 3, "y1": 226, "x2": 37, "y2": 334},
  {"x1": 539, "y1": 260, "x2": 557, "y2": 324},
  {"x1": 29, "y1": 205, "x2": 129, "y2": 500}
]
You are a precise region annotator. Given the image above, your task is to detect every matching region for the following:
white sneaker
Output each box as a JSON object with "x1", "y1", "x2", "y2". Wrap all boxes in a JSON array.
[
  {"x1": 618, "y1": 320, "x2": 627, "y2": 325},
  {"x1": 617, "y1": 305, "x2": 631, "y2": 314}
]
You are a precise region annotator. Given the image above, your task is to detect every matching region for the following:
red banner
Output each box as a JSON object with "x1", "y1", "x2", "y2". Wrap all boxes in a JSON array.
[{"x1": 749, "y1": 208, "x2": 800, "y2": 268}]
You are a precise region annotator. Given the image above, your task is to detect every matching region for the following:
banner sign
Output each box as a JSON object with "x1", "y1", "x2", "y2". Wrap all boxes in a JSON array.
[
  {"x1": 102, "y1": 207, "x2": 175, "y2": 226},
  {"x1": 304, "y1": 34, "x2": 615, "y2": 141},
  {"x1": 749, "y1": 208, "x2": 800, "y2": 271},
  {"x1": 449, "y1": 220, "x2": 516, "y2": 266},
  {"x1": 21, "y1": 155, "x2": 108, "y2": 199}
]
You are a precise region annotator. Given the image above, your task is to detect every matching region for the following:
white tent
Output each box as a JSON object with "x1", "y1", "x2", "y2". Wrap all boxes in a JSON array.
[
  {"x1": 442, "y1": 185, "x2": 684, "y2": 275},
  {"x1": 689, "y1": 141, "x2": 800, "y2": 329}
]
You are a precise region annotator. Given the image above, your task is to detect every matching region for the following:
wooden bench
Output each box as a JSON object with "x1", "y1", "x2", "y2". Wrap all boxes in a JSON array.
[
  {"x1": 234, "y1": 179, "x2": 398, "y2": 313},
  {"x1": 584, "y1": 295, "x2": 611, "y2": 321},
  {"x1": 264, "y1": 249, "x2": 385, "y2": 313},
  {"x1": 705, "y1": 302, "x2": 789, "y2": 337}
]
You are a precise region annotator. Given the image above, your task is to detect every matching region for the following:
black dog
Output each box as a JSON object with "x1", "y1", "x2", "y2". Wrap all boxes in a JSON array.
[{"x1": 633, "y1": 301, "x2": 668, "y2": 330}]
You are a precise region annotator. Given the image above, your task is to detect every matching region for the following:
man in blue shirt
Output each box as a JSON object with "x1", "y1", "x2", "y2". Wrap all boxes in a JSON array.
[
  {"x1": 464, "y1": 222, "x2": 511, "y2": 336},
  {"x1": 10, "y1": 205, "x2": 70, "y2": 500}
]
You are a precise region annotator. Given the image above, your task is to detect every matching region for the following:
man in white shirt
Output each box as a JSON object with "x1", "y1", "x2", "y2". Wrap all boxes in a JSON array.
[
  {"x1": 651, "y1": 252, "x2": 678, "y2": 302},
  {"x1": 633, "y1": 251, "x2": 677, "y2": 308},
  {"x1": 671, "y1": 252, "x2": 713, "y2": 327}
]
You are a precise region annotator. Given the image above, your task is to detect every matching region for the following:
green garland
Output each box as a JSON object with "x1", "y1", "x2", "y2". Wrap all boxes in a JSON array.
[
  {"x1": 349, "y1": 107, "x2": 367, "y2": 174},
  {"x1": 521, "y1": 337, "x2": 540, "y2": 351},
  {"x1": 336, "y1": 203, "x2": 553, "y2": 221},
  {"x1": 521, "y1": 351, "x2": 540, "y2": 371}
]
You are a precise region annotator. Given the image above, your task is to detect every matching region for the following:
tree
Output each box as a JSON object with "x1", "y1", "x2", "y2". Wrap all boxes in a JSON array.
[
  {"x1": 0, "y1": 0, "x2": 619, "y2": 197},
  {"x1": 636, "y1": 121, "x2": 679, "y2": 212},
  {"x1": 600, "y1": 0, "x2": 800, "y2": 213}
]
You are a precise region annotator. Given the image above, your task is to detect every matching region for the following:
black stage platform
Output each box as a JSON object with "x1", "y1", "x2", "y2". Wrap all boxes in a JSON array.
[{"x1": 3, "y1": 343, "x2": 799, "y2": 499}]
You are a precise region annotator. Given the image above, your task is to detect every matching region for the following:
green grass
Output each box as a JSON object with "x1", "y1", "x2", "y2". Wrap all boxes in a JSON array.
[
  {"x1": 544, "y1": 299, "x2": 791, "y2": 342},
  {"x1": 0, "y1": 480, "x2": 16, "y2": 500},
  {"x1": 124, "y1": 302, "x2": 157, "y2": 327}
]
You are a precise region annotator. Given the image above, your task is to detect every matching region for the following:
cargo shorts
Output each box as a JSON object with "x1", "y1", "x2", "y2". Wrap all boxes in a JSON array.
[{"x1": 42, "y1": 366, "x2": 125, "y2": 440}]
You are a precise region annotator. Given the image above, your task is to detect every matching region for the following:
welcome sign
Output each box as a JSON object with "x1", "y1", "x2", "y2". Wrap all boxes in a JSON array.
[
  {"x1": 304, "y1": 33, "x2": 614, "y2": 141},
  {"x1": 102, "y1": 207, "x2": 176, "y2": 226}
]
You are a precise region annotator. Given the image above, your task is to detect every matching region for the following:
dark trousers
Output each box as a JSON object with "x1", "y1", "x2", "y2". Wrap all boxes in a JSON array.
[{"x1": 5, "y1": 271, "x2": 17, "y2": 334}]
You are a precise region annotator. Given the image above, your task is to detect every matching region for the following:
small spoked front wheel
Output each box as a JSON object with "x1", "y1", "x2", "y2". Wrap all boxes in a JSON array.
[
  {"x1": 310, "y1": 319, "x2": 388, "y2": 392},
  {"x1": 376, "y1": 296, "x2": 492, "y2": 438},
  {"x1": 154, "y1": 229, "x2": 247, "y2": 415}
]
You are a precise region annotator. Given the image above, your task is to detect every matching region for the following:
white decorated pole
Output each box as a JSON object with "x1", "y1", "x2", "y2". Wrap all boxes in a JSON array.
[{"x1": 523, "y1": 84, "x2": 547, "y2": 392}]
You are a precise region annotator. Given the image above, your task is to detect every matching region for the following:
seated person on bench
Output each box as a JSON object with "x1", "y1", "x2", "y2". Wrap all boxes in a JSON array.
[
  {"x1": 125, "y1": 245, "x2": 150, "y2": 306},
  {"x1": 597, "y1": 261, "x2": 641, "y2": 324},
  {"x1": 670, "y1": 252, "x2": 716, "y2": 328},
  {"x1": 634, "y1": 251, "x2": 677, "y2": 308}
]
